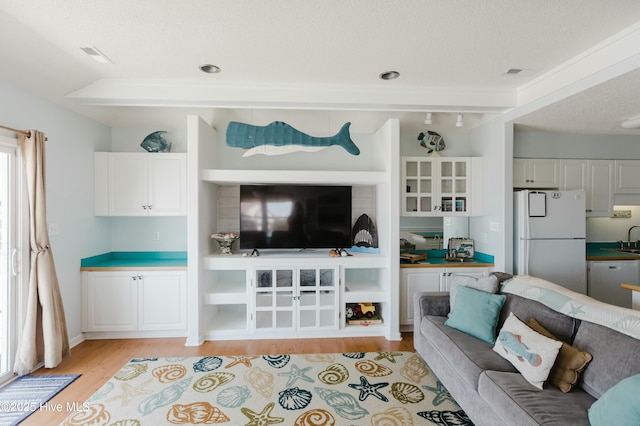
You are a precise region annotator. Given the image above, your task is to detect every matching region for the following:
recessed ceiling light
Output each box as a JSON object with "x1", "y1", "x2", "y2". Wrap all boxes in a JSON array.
[
  {"x1": 379, "y1": 71, "x2": 400, "y2": 80},
  {"x1": 81, "y1": 46, "x2": 113, "y2": 64},
  {"x1": 200, "y1": 64, "x2": 221, "y2": 74}
]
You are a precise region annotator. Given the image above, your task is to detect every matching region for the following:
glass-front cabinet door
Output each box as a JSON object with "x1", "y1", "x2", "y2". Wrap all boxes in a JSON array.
[
  {"x1": 252, "y1": 266, "x2": 338, "y2": 333},
  {"x1": 254, "y1": 268, "x2": 295, "y2": 331},
  {"x1": 402, "y1": 157, "x2": 436, "y2": 215},
  {"x1": 438, "y1": 158, "x2": 470, "y2": 215},
  {"x1": 298, "y1": 267, "x2": 338, "y2": 330},
  {"x1": 401, "y1": 157, "x2": 472, "y2": 216}
]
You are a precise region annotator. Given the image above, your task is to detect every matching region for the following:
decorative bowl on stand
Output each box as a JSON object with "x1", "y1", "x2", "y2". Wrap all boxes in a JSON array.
[{"x1": 211, "y1": 233, "x2": 239, "y2": 255}]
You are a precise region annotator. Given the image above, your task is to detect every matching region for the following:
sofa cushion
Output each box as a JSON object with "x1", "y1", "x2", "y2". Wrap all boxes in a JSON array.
[
  {"x1": 493, "y1": 313, "x2": 562, "y2": 389},
  {"x1": 445, "y1": 286, "x2": 506, "y2": 344},
  {"x1": 572, "y1": 320, "x2": 640, "y2": 398},
  {"x1": 421, "y1": 315, "x2": 516, "y2": 390},
  {"x1": 479, "y1": 370, "x2": 594, "y2": 426},
  {"x1": 448, "y1": 273, "x2": 499, "y2": 315},
  {"x1": 588, "y1": 374, "x2": 640, "y2": 426},
  {"x1": 498, "y1": 293, "x2": 580, "y2": 344},
  {"x1": 528, "y1": 318, "x2": 592, "y2": 393}
]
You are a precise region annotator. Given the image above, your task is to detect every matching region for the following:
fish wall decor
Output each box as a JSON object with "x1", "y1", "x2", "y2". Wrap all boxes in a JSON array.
[
  {"x1": 141, "y1": 131, "x2": 172, "y2": 152},
  {"x1": 417, "y1": 131, "x2": 445, "y2": 155},
  {"x1": 225, "y1": 121, "x2": 360, "y2": 156}
]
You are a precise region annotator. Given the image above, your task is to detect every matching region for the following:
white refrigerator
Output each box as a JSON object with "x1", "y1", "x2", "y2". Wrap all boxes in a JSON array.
[{"x1": 514, "y1": 190, "x2": 587, "y2": 294}]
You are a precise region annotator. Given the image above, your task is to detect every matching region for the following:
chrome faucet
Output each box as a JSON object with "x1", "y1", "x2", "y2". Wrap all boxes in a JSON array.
[{"x1": 627, "y1": 225, "x2": 640, "y2": 248}]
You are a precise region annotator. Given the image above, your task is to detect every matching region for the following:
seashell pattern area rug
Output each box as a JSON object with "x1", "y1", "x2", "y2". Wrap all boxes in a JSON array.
[{"x1": 60, "y1": 352, "x2": 472, "y2": 425}]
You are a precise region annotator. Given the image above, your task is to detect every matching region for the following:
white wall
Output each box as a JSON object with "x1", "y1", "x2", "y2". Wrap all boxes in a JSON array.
[
  {"x1": 469, "y1": 119, "x2": 512, "y2": 272},
  {"x1": 514, "y1": 127, "x2": 640, "y2": 159},
  {"x1": 0, "y1": 81, "x2": 111, "y2": 346}
]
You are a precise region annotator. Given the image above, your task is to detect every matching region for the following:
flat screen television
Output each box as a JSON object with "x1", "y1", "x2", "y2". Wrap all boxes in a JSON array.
[{"x1": 240, "y1": 184, "x2": 352, "y2": 250}]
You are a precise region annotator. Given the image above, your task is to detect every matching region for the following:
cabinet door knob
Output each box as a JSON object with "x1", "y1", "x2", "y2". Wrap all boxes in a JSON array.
[
  {"x1": 148, "y1": 205, "x2": 152, "y2": 210},
  {"x1": 142, "y1": 205, "x2": 147, "y2": 209}
]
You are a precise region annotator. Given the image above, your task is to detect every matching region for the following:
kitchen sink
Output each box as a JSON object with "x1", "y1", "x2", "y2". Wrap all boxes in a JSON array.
[
  {"x1": 614, "y1": 248, "x2": 640, "y2": 254},
  {"x1": 445, "y1": 257, "x2": 476, "y2": 263}
]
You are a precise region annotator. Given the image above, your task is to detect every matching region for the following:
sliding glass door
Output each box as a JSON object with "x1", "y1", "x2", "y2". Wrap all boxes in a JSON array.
[{"x1": 0, "y1": 137, "x2": 20, "y2": 384}]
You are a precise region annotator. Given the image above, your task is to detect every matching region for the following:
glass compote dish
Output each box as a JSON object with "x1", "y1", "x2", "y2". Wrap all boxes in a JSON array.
[{"x1": 211, "y1": 232, "x2": 239, "y2": 255}]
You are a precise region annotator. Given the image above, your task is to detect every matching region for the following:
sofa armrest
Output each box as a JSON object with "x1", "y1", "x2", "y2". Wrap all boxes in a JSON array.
[{"x1": 413, "y1": 292, "x2": 450, "y2": 325}]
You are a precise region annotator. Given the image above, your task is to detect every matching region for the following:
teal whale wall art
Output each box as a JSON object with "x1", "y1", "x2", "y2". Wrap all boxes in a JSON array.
[{"x1": 225, "y1": 121, "x2": 360, "y2": 156}]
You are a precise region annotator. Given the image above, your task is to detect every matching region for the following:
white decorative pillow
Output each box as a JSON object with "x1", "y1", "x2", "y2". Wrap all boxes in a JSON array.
[
  {"x1": 448, "y1": 274, "x2": 499, "y2": 315},
  {"x1": 493, "y1": 312, "x2": 563, "y2": 389}
]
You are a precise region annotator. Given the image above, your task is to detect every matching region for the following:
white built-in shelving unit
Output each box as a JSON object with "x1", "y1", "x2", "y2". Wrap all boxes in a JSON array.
[{"x1": 186, "y1": 115, "x2": 400, "y2": 344}]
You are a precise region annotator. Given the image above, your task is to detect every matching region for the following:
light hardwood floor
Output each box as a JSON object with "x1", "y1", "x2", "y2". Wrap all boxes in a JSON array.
[{"x1": 23, "y1": 333, "x2": 414, "y2": 425}]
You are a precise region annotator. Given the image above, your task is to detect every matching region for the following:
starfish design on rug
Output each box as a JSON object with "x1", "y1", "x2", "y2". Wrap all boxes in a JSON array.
[
  {"x1": 569, "y1": 303, "x2": 585, "y2": 316},
  {"x1": 278, "y1": 363, "x2": 314, "y2": 387},
  {"x1": 422, "y1": 380, "x2": 456, "y2": 406},
  {"x1": 375, "y1": 352, "x2": 404, "y2": 363},
  {"x1": 348, "y1": 375, "x2": 389, "y2": 402},
  {"x1": 225, "y1": 355, "x2": 259, "y2": 368},
  {"x1": 241, "y1": 401, "x2": 284, "y2": 425},
  {"x1": 106, "y1": 378, "x2": 154, "y2": 406}
]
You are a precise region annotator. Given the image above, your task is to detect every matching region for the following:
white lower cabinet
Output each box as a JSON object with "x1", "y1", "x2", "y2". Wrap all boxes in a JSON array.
[
  {"x1": 400, "y1": 267, "x2": 491, "y2": 329},
  {"x1": 82, "y1": 270, "x2": 187, "y2": 334}
]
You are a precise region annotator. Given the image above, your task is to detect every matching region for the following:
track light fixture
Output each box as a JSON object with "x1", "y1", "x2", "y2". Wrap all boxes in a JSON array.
[
  {"x1": 424, "y1": 112, "x2": 433, "y2": 125},
  {"x1": 455, "y1": 114, "x2": 464, "y2": 128},
  {"x1": 621, "y1": 115, "x2": 640, "y2": 129}
]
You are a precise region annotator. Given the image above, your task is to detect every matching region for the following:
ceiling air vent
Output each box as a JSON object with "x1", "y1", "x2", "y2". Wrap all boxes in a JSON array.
[{"x1": 504, "y1": 68, "x2": 523, "y2": 75}]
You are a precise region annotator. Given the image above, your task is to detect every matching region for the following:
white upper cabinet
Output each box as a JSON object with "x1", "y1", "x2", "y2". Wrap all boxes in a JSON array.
[
  {"x1": 560, "y1": 159, "x2": 613, "y2": 217},
  {"x1": 95, "y1": 152, "x2": 187, "y2": 216},
  {"x1": 402, "y1": 156, "x2": 482, "y2": 217},
  {"x1": 614, "y1": 160, "x2": 640, "y2": 194},
  {"x1": 513, "y1": 158, "x2": 560, "y2": 189}
]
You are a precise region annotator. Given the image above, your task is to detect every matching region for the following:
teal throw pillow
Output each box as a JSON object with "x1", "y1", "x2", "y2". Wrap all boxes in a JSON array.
[
  {"x1": 444, "y1": 285, "x2": 506, "y2": 344},
  {"x1": 588, "y1": 374, "x2": 640, "y2": 426}
]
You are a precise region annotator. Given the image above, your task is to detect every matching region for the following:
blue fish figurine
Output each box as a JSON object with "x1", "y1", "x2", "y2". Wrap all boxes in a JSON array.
[
  {"x1": 141, "y1": 131, "x2": 172, "y2": 152},
  {"x1": 497, "y1": 331, "x2": 542, "y2": 366},
  {"x1": 225, "y1": 121, "x2": 360, "y2": 156}
]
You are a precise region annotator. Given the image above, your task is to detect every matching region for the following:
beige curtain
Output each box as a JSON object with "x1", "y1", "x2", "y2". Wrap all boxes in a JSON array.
[{"x1": 14, "y1": 130, "x2": 69, "y2": 376}]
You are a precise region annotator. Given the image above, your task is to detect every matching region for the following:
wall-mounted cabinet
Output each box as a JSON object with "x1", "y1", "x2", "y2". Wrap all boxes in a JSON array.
[
  {"x1": 559, "y1": 159, "x2": 614, "y2": 217},
  {"x1": 82, "y1": 270, "x2": 187, "y2": 336},
  {"x1": 401, "y1": 156, "x2": 482, "y2": 216},
  {"x1": 95, "y1": 152, "x2": 187, "y2": 216},
  {"x1": 614, "y1": 160, "x2": 640, "y2": 194},
  {"x1": 187, "y1": 115, "x2": 400, "y2": 344},
  {"x1": 513, "y1": 158, "x2": 560, "y2": 189}
]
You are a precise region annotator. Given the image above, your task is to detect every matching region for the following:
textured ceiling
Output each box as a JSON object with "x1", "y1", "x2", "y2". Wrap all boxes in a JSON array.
[{"x1": 0, "y1": 0, "x2": 640, "y2": 134}]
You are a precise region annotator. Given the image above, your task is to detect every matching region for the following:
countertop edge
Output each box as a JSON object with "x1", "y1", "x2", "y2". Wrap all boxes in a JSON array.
[{"x1": 81, "y1": 266, "x2": 188, "y2": 272}]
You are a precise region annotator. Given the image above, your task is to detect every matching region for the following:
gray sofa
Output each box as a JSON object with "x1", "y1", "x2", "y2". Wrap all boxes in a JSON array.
[{"x1": 413, "y1": 277, "x2": 640, "y2": 426}]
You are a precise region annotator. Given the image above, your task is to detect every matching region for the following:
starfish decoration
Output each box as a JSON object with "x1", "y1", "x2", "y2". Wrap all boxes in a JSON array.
[
  {"x1": 106, "y1": 378, "x2": 154, "y2": 406},
  {"x1": 277, "y1": 363, "x2": 314, "y2": 387},
  {"x1": 241, "y1": 402, "x2": 284, "y2": 426},
  {"x1": 348, "y1": 375, "x2": 389, "y2": 402},
  {"x1": 422, "y1": 380, "x2": 456, "y2": 406},
  {"x1": 568, "y1": 303, "x2": 586, "y2": 317},
  {"x1": 374, "y1": 352, "x2": 404, "y2": 364},
  {"x1": 225, "y1": 355, "x2": 259, "y2": 368}
]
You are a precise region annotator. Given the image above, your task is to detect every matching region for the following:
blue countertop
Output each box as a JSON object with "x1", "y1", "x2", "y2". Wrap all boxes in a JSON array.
[
  {"x1": 400, "y1": 249, "x2": 494, "y2": 268},
  {"x1": 81, "y1": 251, "x2": 187, "y2": 270},
  {"x1": 586, "y1": 242, "x2": 640, "y2": 260}
]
